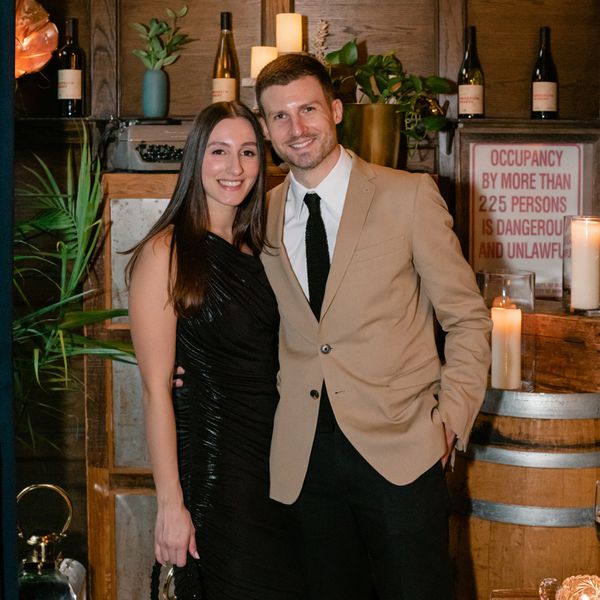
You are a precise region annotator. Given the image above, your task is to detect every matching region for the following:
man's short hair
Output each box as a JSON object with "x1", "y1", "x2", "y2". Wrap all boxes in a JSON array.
[{"x1": 255, "y1": 53, "x2": 336, "y2": 116}]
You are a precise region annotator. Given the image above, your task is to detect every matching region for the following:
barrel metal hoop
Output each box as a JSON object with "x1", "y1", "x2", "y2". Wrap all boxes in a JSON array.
[
  {"x1": 482, "y1": 389, "x2": 600, "y2": 420},
  {"x1": 467, "y1": 499, "x2": 594, "y2": 528},
  {"x1": 467, "y1": 443, "x2": 600, "y2": 468}
]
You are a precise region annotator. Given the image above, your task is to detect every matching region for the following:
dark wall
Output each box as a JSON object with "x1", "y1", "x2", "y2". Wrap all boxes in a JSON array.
[
  {"x1": 468, "y1": 0, "x2": 600, "y2": 119},
  {"x1": 2, "y1": 0, "x2": 17, "y2": 596},
  {"x1": 17, "y1": 0, "x2": 600, "y2": 120}
]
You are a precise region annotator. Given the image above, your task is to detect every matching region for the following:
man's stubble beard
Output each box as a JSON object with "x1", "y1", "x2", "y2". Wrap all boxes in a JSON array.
[{"x1": 273, "y1": 129, "x2": 338, "y2": 174}]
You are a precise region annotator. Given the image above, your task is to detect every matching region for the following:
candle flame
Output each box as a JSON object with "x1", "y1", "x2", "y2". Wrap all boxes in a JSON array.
[{"x1": 492, "y1": 295, "x2": 517, "y2": 309}]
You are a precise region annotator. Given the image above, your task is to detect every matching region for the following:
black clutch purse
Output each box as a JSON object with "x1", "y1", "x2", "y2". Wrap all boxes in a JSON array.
[{"x1": 150, "y1": 556, "x2": 203, "y2": 600}]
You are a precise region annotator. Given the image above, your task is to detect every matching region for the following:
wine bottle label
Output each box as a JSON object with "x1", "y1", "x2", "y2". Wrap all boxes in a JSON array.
[
  {"x1": 532, "y1": 81, "x2": 557, "y2": 112},
  {"x1": 212, "y1": 78, "x2": 237, "y2": 103},
  {"x1": 58, "y1": 69, "x2": 82, "y2": 100},
  {"x1": 458, "y1": 84, "x2": 484, "y2": 115}
]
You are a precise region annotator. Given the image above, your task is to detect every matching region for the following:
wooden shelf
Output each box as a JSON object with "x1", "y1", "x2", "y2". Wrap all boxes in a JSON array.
[{"x1": 522, "y1": 299, "x2": 600, "y2": 393}]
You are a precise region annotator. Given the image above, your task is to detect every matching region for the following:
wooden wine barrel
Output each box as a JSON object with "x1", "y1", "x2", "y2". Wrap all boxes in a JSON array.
[{"x1": 448, "y1": 388, "x2": 600, "y2": 600}]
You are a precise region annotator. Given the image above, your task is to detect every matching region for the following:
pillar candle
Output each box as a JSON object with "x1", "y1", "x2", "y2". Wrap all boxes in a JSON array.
[
  {"x1": 250, "y1": 46, "x2": 278, "y2": 78},
  {"x1": 491, "y1": 306, "x2": 522, "y2": 390},
  {"x1": 570, "y1": 217, "x2": 600, "y2": 310},
  {"x1": 276, "y1": 13, "x2": 303, "y2": 53}
]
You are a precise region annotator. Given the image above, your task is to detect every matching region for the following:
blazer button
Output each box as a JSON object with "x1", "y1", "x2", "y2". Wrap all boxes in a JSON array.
[
  {"x1": 320, "y1": 344, "x2": 332, "y2": 354},
  {"x1": 310, "y1": 389, "x2": 320, "y2": 399}
]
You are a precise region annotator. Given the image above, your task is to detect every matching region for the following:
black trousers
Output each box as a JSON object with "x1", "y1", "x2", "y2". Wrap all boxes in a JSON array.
[{"x1": 291, "y1": 390, "x2": 454, "y2": 600}]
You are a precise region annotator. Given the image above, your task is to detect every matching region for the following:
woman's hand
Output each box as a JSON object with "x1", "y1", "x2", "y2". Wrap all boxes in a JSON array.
[{"x1": 154, "y1": 501, "x2": 199, "y2": 567}]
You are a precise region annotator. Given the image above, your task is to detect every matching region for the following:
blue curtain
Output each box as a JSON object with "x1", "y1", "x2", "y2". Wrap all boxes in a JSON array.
[{"x1": 1, "y1": 0, "x2": 17, "y2": 597}]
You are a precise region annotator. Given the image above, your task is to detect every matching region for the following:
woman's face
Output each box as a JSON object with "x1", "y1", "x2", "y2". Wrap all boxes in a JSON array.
[{"x1": 201, "y1": 117, "x2": 260, "y2": 216}]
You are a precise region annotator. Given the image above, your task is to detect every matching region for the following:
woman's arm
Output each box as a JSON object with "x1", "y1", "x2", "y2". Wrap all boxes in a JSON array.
[{"x1": 129, "y1": 232, "x2": 198, "y2": 567}]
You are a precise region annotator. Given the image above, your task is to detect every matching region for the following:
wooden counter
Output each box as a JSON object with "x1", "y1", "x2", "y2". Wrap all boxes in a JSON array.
[
  {"x1": 522, "y1": 299, "x2": 600, "y2": 392},
  {"x1": 102, "y1": 158, "x2": 287, "y2": 200}
]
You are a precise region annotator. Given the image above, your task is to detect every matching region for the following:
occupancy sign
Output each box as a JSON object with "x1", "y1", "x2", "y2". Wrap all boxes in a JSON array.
[{"x1": 469, "y1": 142, "x2": 583, "y2": 298}]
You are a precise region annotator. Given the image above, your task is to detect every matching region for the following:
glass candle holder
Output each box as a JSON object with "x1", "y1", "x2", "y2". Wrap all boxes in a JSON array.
[
  {"x1": 476, "y1": 269, "x2": 536, "y2": 391},
  {"x1": 562, "y1": 215, "x2": 600, "y2": 314}
]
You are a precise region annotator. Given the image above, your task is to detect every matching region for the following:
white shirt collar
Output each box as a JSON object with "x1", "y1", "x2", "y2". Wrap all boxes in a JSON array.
[{"x1": 287, "y1": 146, "x2": 353, "y2": 218}]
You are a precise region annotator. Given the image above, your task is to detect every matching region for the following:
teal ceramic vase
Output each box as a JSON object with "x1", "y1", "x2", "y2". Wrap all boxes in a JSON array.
[{"x1": 142, "y1": 69, "x2": 168, "y2": 118}]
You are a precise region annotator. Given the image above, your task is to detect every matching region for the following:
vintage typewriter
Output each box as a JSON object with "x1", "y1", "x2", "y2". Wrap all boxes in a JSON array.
[{"x1": 105, "y1": 119, "x2": 193, "y2": 172}]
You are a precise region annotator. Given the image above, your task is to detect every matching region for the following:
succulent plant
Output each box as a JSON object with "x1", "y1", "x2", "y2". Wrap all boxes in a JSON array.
[{"x1": 130, "y1": 5, "x2": 193, "y2": 71}]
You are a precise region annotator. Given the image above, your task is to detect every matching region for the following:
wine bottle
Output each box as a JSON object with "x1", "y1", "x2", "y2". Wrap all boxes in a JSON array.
[
  {"x1": 531, "y1": 26, "x2": 558, "y2": 119},
  {"x1": 458, "y1": 26, "x2": 484, "y2": 118},
  {"x1": 211, "y1": 12, "x2": 240, "y2": 103},
  {"x1": 57, "y1": 17, "x2": 85, "y2": 117}
]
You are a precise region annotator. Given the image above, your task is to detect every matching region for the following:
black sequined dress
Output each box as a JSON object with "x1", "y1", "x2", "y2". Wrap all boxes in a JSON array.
[{"x1": 173, "y1": 233, "x2": 304, "y2": 600}]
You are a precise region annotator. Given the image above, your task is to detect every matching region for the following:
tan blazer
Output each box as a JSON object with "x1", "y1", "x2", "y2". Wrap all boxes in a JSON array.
[{"x1": 262, "y1": 151, "x2": 491, "y2": 505}]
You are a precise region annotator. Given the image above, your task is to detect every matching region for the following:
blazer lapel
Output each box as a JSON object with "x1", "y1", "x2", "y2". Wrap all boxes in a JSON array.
[
  {"x1": 321, "y1": 153, "x2": 376, "y2": 318},
  {"x1": 264, "y1": 180, "x2": 318, "y2": 335}
]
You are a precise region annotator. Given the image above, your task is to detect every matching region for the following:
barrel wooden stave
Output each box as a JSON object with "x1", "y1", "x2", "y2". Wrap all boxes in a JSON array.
[{"x1": 449, "y1": 394, "x2": 600, "y2": 600}]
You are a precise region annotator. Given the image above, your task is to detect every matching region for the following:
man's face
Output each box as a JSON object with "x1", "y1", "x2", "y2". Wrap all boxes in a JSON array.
[{"x1": 259, "y1": 76, "x2": 343, "y2": 186}]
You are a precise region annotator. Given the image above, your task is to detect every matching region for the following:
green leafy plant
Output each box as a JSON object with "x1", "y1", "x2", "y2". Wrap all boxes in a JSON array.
[
  {"x1": 325, "y1": 39, "x2": 455, "y2": 146},
  {"x1": 130, "y1": 4, "x2": 192, "y2": 70},
  {"x1": 13, "y1": 126, "x2": 134, "y2": 448}
]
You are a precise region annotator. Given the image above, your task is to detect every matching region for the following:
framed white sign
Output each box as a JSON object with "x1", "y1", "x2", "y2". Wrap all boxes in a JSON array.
[
  {"x1": 469, "y1": 142, "x2": 583, "y2": 298},
  {"x1": 454, "y1": 122, "x2": 600, "y2": 298}
]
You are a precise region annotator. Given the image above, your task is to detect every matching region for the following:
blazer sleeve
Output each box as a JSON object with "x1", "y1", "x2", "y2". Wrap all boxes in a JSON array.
[{"x1": 411, "y1": 174, "x2": 492, "y2": 450}]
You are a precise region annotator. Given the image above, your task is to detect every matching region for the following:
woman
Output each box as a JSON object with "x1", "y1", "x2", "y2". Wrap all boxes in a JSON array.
[{"x1": 127, "y1": 102, "x2": 304, "y2": 599}]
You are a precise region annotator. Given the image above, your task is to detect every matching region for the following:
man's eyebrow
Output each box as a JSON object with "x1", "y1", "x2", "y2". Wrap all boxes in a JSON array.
[{"x1": 267, "y1": 100, "x2": 322, "y2": 116}]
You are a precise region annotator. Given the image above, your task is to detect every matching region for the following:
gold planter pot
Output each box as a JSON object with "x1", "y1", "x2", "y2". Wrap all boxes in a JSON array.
[{"x1": 337, "y1": 103, "x2": 403, "y2": 168}]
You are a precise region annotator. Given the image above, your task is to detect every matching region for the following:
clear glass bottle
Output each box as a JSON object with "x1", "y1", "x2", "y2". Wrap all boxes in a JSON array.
[
  {"x1": 211, "y1": 12, "x2": 240, "y2": 103},
  {"x1": 458, "y1": 26, "x2": 484, "y2": 118},
  {"x1": 531, "y1": 26, "x2": 558, "y2": 119}
]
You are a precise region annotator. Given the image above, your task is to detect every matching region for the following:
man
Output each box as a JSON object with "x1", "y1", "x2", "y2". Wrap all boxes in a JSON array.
[{"x1": 255, "y1": 53, "x2": 491, "y2": 600}]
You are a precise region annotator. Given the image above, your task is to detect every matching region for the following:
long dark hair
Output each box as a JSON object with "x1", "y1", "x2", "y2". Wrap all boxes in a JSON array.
[{"x1": 125, "y1": 101, "x2": 267, "y2": 316}]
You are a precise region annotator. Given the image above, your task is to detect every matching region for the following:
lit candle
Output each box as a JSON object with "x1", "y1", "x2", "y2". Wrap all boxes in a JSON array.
[
  {"x1": 276, "y1": 13, "x2": 303, "y2": 53},
  {"x1": 250, "y1": 46, "x2": 278, "y2": 78},
  {"x1": 570, "y1": 217, "x2": 600, "y2": 310},
  {"x1": 491, "y1": 306, "x2": 522, "y2": 390}
]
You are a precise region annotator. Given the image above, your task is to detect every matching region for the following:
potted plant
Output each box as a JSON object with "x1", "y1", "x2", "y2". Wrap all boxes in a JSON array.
[
  {"x1": 129, "y1": 4, "x2": 193, "y2": 118},
  {"x1": 13, "y1": 126, "x2": 134, "y2": 448},
  {"x1": 325, "y1": 39, "x2": 455, "y2": 166}
]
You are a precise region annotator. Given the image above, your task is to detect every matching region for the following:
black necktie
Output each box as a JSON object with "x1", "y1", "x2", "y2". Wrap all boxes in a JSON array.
[{"x1": 304, "y1": 192, "x2": 330, "y2": 319}]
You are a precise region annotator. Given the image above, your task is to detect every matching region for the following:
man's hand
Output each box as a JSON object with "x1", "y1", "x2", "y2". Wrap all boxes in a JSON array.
[
  {"x1": 441, "y1": 424, "x2": 457, "y2": 468},
  {"x1": 173, "y1": 366, "x2": 185, "y2": 388}
]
